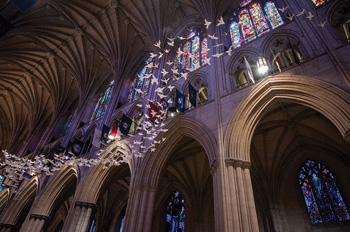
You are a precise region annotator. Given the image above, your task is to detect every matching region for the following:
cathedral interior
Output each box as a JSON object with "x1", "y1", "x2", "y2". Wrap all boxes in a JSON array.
[{"x1": 0, "y1": 0, "x2": 350, "y2": 231}]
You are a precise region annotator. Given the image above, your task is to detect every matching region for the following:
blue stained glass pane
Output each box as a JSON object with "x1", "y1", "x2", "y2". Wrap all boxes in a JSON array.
[
  {"x1": 311, "y1": 173, "x2": 336, "y2": 222},
  {"x1": 89, "y1": 219, "x2": 95, "y2": 232},
  {"x1": 128, "y1": 57, "x2": 153, "y2": 103},
  {"x1": 120, "y1": 217, "x2": 125, "y2": 232},
  {"x1": 90, "y1": 82, "x2": 113, "y2": 123},
  {"x1": 64, "y1": 110, "x2": 77, "y2": 133},
  {"x1": 299, "y1": 160, "x2": 350, "y2": 224},
  {"x1": 166, "y1": 191, "x2": 185, "y2": 232}
]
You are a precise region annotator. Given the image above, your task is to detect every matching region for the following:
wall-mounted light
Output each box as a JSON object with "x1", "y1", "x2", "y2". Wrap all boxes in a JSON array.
[
  {"x1": 257, "y1": 57, "x2": 268, "y2": 74},
  {"x1": 168, "y1": 107, "x2": 176, "y2": 117}
]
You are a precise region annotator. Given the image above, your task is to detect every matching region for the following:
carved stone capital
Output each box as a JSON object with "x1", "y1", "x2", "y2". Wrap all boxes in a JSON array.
[
  {"x1": 75, "y1": 201, "x2": 97, "y2": 210},
  {"x1": 30, "y1": 214, "x2": 51, "y2": 223},
  {"x1": 0, "y1": 223, "x2": 17, "y2": 230},
  {"x1": 210, "y1": 160, "x2": 219, "y2": 176},
  {"x1": 225, "y1": 158, "x2": 235, "y2": 167}
]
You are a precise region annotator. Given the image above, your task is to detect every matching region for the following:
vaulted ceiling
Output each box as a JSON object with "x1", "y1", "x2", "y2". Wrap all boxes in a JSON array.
[{"x1": 0, "y1": 0, "x2": 236, "y2": 153}]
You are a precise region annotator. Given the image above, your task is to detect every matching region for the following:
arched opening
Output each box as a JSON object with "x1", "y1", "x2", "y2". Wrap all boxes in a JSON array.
[
  {"x1": 151, "y1": 136, "x2": 214, "y2": 232},
  {"x1": 249, "y1": 101, "x2": 350, "y2": 231},
  {"x1": 92, "y1": 164, "x2": 130, "y2": 232},
  {"x1": 46, "y1": 171, "x2": 77, "y2": 232}
]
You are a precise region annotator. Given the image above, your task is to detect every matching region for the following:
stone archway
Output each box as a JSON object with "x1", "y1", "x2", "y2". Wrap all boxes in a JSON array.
[{"x1": 225, "y1": 75, "x2": 350, "y2": 162}]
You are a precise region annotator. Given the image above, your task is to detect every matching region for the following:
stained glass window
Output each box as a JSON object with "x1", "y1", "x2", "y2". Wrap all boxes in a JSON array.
[
  {"x1": 89, "y1": 219, "x2": 95, "y2": 232},
  {"x1": 201, "y1": 37, "x2": 208, "y2": 64},
  {"x1": 299, "y1": 160, "x2": 350, "y2": 224},
  {"x1": 90, "y1": 81, "x2": 114, "y2": 122},
  {"x1": 264, "y1": 2, "x2": 283, "y2": 29},
  {"x1": 182, "y1": 41, "x2": 191, "y2": 73},
  {"x1": 312, "y1": 0, "x2": 330, "y2": 7},
  {"x1": 240, "y1": 9, "x2": 256, "y2": 42},
  {"x1": 230, "y1": 22, "x2": 242, "y2": 48},
  {"x1": 191, "y1": 36, "x2": 200, "y2": 69},
  {"x1": 64, "y1": 110, "x2": 77, "y2": 133},
  {"x1": 120, "y1": 217, "x2": 125, "y2": 232},
  {"x1": 166, "y1": 191, "x2": 185, "y2": 232},
  {"x1": 250, "y1": 3, "x2": 269, "y2": 36},
  {"x1": 127, "y1": 57, "x2": 153, "y2": 103},
  {"x1": 240, "y1": 0, "x2": 252, "y2": 7},
  {"x1": 173, "y1": 32, "x2": 208, "y2": 79}
]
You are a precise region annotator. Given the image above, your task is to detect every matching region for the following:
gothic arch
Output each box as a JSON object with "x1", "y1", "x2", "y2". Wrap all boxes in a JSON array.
[
  {"x1": 30, "y1": 166, "x2": 77, "y2": 217},
  {"x1": 0, "y1": 177, "x2": 38, "y2": 226},
  {"x1": 73, "y1": 143, "x2": 132, "y2": 204},
  {"x1": 225, "y1": 75, "x2": 350, "y2": 162},
  {"x1": 135, "y1": 115, "x2": 218, "y2": 186}
]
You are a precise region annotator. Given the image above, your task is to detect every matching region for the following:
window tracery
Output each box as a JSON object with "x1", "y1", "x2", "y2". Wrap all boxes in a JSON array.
[
  {"x1": 230, "y1": 1, "x2": 284, "y2": 48},
  {"x1": 90, "y1": 81, "x2": 114, "y2": 123},
  {"x1": 173, "y1": 32, "x2": 208, "y2": 79},
  {"x1": 127, "y1": 57, "x2": 153, "y2": 103},
  {"x1": 312, "y1": 0, "x2": 330, "y2": 7},
  {"x1": 299, "y1": 160, "x2": 350, "y2": 224}
]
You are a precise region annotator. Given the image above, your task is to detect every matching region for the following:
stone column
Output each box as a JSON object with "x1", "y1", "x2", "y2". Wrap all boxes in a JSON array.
[
  {"x1": 242, "y1": 162, "x2": 259, "y2": 232},
  {"x1": 225, "y1": 158, "x2": 241, "y2": 231},
  {"x1": 63, "y1": 201, "x2": 96, "y2": 232},
  {"x1": 0, "y1": 224, "x2": 16, "y2": 232},
  {"x1": 123, "y1": 184, "x2": 157, "y2": 232},
  {"x1": 21, "y1": 214, "x2": 50, "y2": 232},
  {"x1": 225, "y1": 159, "x2": 259, "y2": 232}
]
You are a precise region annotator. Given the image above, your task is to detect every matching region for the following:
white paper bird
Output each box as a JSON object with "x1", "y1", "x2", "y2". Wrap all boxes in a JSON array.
[
  {"x1": 177, "y1": 47, "x2": 184, "y2": 55},
  {"x1": 202, "y1": 48, "x2": 210, "y2": 54},
  {"x1": 226, "y1": 46, "x2": 233, "y2": 56},
  {"x1": 171, "y1": 68, "x2": 179, "y2": 75},
  {"x1": 155, "y1": 87, "x2": 165, "y2": 93},
  {"x1": 150, "y1": 52, "x2": 157, "y2": 58},
  {"x1": 135, "y1": 88, "x2": 143, "y2": 93},
  {"x1": 286, "y1": 14, "x2": 295, "y2": 21},
  {"x1": 167, "y1": 85, "x2": 175, "y2": 91},
  {"x1": 166, "y1": 60, "x2": 173, "y2": 66},
  {"x1": 213, "y1": 52, "x2": 223, "y2": 58},
  {"x1": 167, "y1": 37, "x2": 175, "y2": 41},
  {"x1": 213, "y1": 43, "x2": 224, "y2": 47},
  {"x1": 296, "y1": 9, "x2": 305, "y2": 17},
  {"x1": 306, "y1": 12, "x2": 314, "y2": 21},
  {"x1": 164, "y1": 49, "x2": 170, "y2": 53},
  {"x1": 217, "y1": 16, "x2": 225, "y2": 26},
  {"x1": 136, "y1": 103, "x2": 142, "y2": 107},
  {"x1": 158, "y1": 52, "x2": 163, "y2": 59},
  {"x1": 318, "y1": 21, "x2": 327, "y2": 28},
  {"x1": 158, "y1": 93, "x2": 167, "y2": 98},
  {"x1": 204, "y1": 19, "x2": 212, "y2": 29},
  {"x1": 181, "y1": 72, "x2": 188, "y2": 80},
  {"x1": 151, "y1": 75, "x2": 158, "y2": 85},
  {"x1": 162, "y1": 78, "x2": 170, "y2": 84},
  {"x1": 178, "y1": 36, "x2": 186, "y2": 40},
  {"x1": 208, "y1": 34, "x2": 219, "y2": 40},
  {"x1": 204, "y1": 57, "x2": 211, "y2": 65},
  {"x1": 154, "y1": 40, "x2": 161, "y2": 48},
  {"x1": 278, "y1": 6, "x2": 288, "y2": 13},
  {"x1": 167, "y1": 40, "x2": 174, "y2": 46},
  {"x1": 161, "y1": 69, "x2": 169, "y2": 76}
]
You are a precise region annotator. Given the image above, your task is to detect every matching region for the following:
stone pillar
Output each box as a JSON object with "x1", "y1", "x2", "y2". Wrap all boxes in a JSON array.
[
  {"x1": 225, "y1": 159, "x2": 259, "y2": 232},
  {"x1": 63, "y1": 201, "x2": 96, "y2": 232},
  {"x1": 225, "y1": 159, "x2": 240, "y2": 231},
  {"x1": 210, "y1": 160, "x2": 225, "y2": 232},
  {"x1": 0, "y1": 224, "x2": 16, "y2": 232},
  {"x1": 123, "y1": 184, "x2": 156, "y2": 232},
  {"x1": 21, "y1": 214, "x2": 50, "y2": 232}
]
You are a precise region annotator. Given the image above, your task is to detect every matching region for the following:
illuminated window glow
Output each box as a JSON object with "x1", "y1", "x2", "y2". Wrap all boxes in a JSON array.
[
  {"x1": 299, "y1": 160, "x2": 350, "y2": 224},
  {"x1": 90, "y1": 81, "x2": 114, "y2": 122}
]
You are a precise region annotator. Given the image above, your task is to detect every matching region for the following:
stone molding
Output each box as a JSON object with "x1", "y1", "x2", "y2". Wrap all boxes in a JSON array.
[
  {"x1": 210, "y1": 160, "x2": 219, "y2": 176},
  {"x1": 75, "y1": 201, "x2": 96, "y2": 210},
  {"x1": 29, "y1": 214, "x2": 50, "y2": 222},
  {"x1": 0, "y1": 223, "x2": 17, "y2": 229},
  {"x1": 225, "y1": 158, "x2": 251, "y2": 169}
]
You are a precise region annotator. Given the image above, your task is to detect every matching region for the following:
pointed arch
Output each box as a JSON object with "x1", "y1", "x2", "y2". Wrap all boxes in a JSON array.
[
  {"x1": 135, "y1": 115, "x2": 218, "y2": 186},
  {"x1": 0, "y1": 177, "x2": 38, "y2": 226},
  {"x1": 225, "y1": 76, "x2": 350, "y2": 162},
  {"x1": 30, "y1": 166, "x2": 77, "y2": 217}
]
